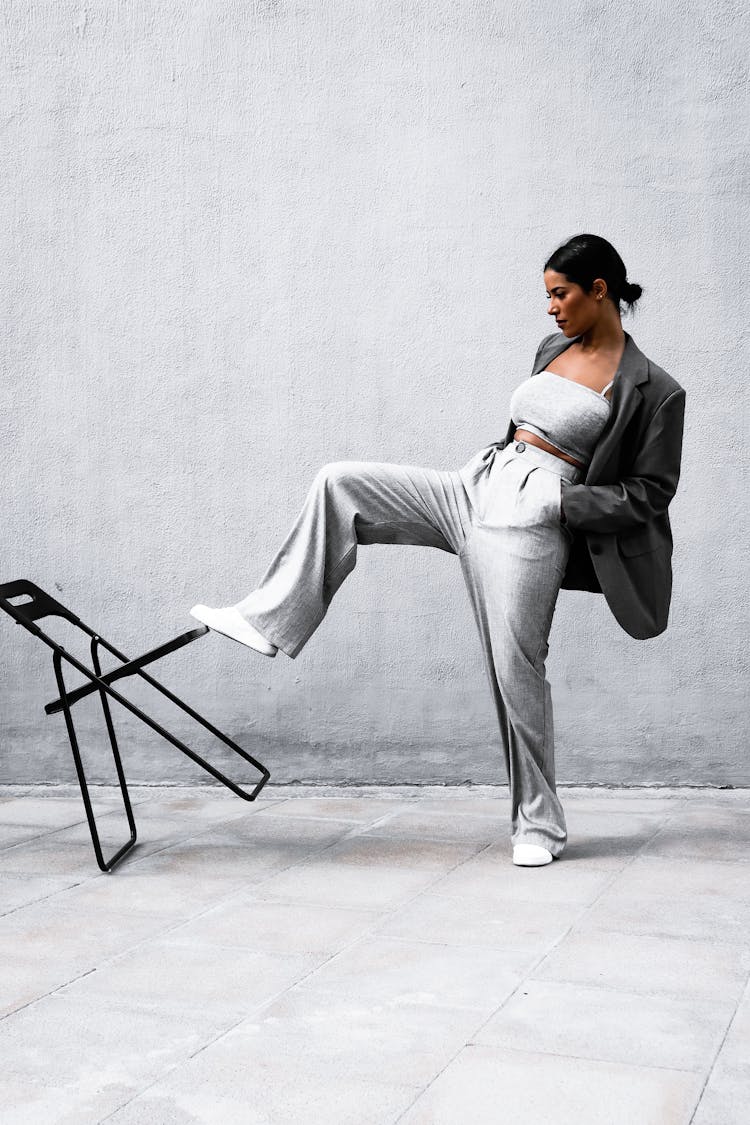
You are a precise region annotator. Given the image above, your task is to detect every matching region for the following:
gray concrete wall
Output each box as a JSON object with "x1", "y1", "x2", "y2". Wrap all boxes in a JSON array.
[{"x1": 1, "y1": 1, "x2": 748, "y2": 787}]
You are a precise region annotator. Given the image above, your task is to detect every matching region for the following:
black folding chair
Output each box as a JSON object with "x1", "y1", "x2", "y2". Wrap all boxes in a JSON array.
[{"x1": 0, "y1": 580, "x2": 270, "y2": 872}]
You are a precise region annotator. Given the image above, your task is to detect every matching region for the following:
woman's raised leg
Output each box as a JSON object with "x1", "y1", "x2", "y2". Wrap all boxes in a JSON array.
[{"x1": 220, "y1": 461, "x2": 473, "y2": 658}]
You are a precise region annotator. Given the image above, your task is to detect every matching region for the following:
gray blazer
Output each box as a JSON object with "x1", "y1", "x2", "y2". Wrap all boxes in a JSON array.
[{"x1": 498, "y1": 331, "x2": 686, "y2": 639}]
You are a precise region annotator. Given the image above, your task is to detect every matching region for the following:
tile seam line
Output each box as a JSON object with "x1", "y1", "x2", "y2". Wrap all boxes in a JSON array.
[
  {"x1": 21, "y1": 804, "x2": 439, "y2": 986},
  {"x1": 0, "y1": 965, "x2": 97, "y2": 1026},
  {"x1": 7, "y1": 805, "x2": 440, "y2": 972},
  {"x1": 1, "y1": 822, "x2": 384, "y2": 1002},
  {"x1": 472, "y1": 973, "x2": 742, "y2": 1006},
  {"x1": 92, "y1": 848, "x2": 505, "y2": 1120},
  {"x1": 464, "y1": 1040, "x2": 702, "y2": 1075},
  {"x1": 0, "y1": 799, "x2": 672, "y2": 961},
  {"x1": 0, "y1": 875, "x2": 87, "y2": 920},
  {"x1": 0, "y1": 803, "x2": 727, "y2": 1028},
  {"x1": 241, "y1": 841, "x2": 500, "y2": 993},
  {"x1": 392, "y1": 804, "x2": 681, "y2": 1122},
  {"x1": 94, "y1": 1008, "x2": 255, "y2": 1125},
  {"x1": 2, "y1": 800, "x2": 367, "y2": 889},
  {"x1": 688, "y1": 974, "x2": 750, "y2": 1124},
  {"x1": 168, "y1": 842, "x2": 504, "y2": 1041}
]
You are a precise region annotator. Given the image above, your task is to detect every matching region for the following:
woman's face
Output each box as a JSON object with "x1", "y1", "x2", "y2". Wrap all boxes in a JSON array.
[{"x1": 544, "y1": 269, "x2": 605, "y2": 337}]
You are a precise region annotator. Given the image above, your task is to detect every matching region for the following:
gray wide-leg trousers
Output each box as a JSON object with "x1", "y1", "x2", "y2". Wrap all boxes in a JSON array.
[{"x1": 235, "y1": 440, "x2": 583, "y2": 854}]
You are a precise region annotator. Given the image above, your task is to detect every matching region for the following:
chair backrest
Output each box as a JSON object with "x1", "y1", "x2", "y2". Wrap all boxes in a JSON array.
[{"x1": 0, "y1": 580, "x2": 83, "y2": 631}]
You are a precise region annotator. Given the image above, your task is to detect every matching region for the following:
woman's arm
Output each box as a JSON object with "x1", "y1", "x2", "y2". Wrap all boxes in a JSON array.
[{"x1": 560, "y1": 388, "x2": 686, "y2": 534}]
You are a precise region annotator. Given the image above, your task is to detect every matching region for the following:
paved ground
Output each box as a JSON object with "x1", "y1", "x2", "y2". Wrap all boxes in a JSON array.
[{"x1": 1, "y1": 784, "x2": 749, "y2": 1124}]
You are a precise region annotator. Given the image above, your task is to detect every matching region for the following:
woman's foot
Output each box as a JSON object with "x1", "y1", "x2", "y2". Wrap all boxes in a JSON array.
[
  {"x1": 190, "y1": 605, "x2": 278, "y2": 657},
  {"x1": 512, "y1": 844, "x2": 554, "y2": 867}
]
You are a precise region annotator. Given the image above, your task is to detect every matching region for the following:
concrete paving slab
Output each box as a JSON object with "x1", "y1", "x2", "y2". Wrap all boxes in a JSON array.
[
  {"x1": 253, "y1": 856, "x2": 442, "y2": 909},
  {"x1": 0, "y1": 897, "x2": 178, "y2": 1018},
  {"x1": 165, "y1": 894, "x2": 381, "y2": 955},
  {"x1": 710, "y1": 981, "x2": 750, "y2": 1076},
  {"x1": 0, "y1": 794, "x2": 122, "y2": 828},
  {"x1": 561, "y1": 808, "x2": 668, "y2": 859},
  {"x1": 254, "y1": 795, "x2": 413, "y2": 822},
  {"x1": 398, "y1": 1043, "x2": 703, "y2": 1125},
  {"x1": 643, "y1": 808, "x2": 750, "y2": 858},
  {"x1": 46, "y1": 861, "x2": 252, "y2": 922},
  {"x1": 0, "y1": 871, "x2": 81, "y2": 916},
  {"x1": 691, "y1": 1071, "x2": 750, "y2": 1125},
  {"x1": 239, "y1": 990, "x2": 483, "y2": 1089},
  {"x1": 58, "y1": 938, "x2": 322, "y2": 1024},
  {"x1": 297, "y1": 935, "x2": 522, "y2": 1014},
  {"x1": 104, "y1": 811, "x2": 357, "y2": 884},
  {"x1": 362, "y1": 807, "x2": 506, "y2": 844},
  {"x1": 125, "y1": 790, "x2": 282, "y2": 825},
  {"x1": 560, "y1": 834, "x2": 657, "y2": 864},
  {"x1": 474, "y1": 978, "x2": 731, "y2": 1071},
  {"x1": 0, "y1": 822, "x2": 61, "y2": 850},
  {"x1": 0, "y1": 829, "x2": 146, "y2": 879},
  {"x1": 0, "y1": 786, "x2": 747, "y2": 1125},
  {"x1": 50, "y1": 811, "x2": 207, "y2": 852},
  {"x1": 3, "y1": 954, "x2": 95, "y2": 1022},
  {"x1": 430, "y1": 844, "x2": 618, "y2": 905},
  {"x1": 0, "y1": 992, "x2": 219, "y2": 1124},
  {"x1": 66, "y1": 805, "x2": 357, "y2": 867},
  {"x1": 106, "y1": 1067, "x2": 418, "y2": 1125},
  {"x1": 532, "y1": 929, "x2": 750, "y2": 1002},
  {"x1": 213, "y1": 809, "x2": 361, "y2": 845},
  {"x1": 109, "y1": 837, "x2": 321, "y2": 888},
  {"x1": 402, "y1": 795, "x2": 511, "y2": 816},
  {"x1": 689, "y1": 982, "x2": 750, "y2": 1123},
  {"x1": 579, "y1": 855, "x2": 750, "y2": 942},
  {"x1": 374, "y1": 890, "x2": 576, "y2": 960},
  {"x1": 313, "y1": 831, "x2": 488, "y2": 872},
  {"x1": 104, "y1": 991, "x2": 484, "y2": 1124},
  {"x1": 604, "y1": 853, "x2": 750, "y2": 899}
]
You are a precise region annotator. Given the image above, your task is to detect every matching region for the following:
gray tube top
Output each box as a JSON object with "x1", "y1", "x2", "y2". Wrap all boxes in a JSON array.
[{"x1": 509, "y1": 369, "x2": 615, "y2": 465}]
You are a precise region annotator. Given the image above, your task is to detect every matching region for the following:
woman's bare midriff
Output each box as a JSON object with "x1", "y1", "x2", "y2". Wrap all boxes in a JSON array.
[{"x1": 512, "y1": 428, "x2": 585, "y2": 469}]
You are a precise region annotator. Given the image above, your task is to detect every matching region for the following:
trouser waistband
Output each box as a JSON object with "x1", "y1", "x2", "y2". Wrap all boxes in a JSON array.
[{"x1": 502, "y1": 439, "x2": 585, "y2": 484}]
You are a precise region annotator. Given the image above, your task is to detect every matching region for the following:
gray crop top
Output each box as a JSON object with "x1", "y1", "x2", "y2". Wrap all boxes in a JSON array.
[{"x1": 509, "y1": 369, "x2": 615, "y2": 465}]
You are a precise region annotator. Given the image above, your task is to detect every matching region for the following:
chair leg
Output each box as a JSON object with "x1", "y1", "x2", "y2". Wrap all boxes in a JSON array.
[{"x1": 53, "y1": 650, "x2": 137, "y2": 873}]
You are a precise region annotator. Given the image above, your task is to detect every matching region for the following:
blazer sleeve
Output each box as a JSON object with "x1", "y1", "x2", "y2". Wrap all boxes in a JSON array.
[{"x1": 560, "y1": 388, "x2": 686, "y2": 534}]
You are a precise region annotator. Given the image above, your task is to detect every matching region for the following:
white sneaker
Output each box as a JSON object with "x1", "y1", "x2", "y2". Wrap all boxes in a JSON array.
[
  {"x1": 512, "y1": 844, "x2": 554, "y2": 867},
  {"x1": 190, "y1": 605, "x2": 277, "y2": 657}
]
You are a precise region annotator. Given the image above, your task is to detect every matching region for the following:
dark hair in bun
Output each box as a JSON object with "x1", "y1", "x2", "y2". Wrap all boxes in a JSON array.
[{"x1": 544, "y1": 234, "x2": 643, "y2": 314}]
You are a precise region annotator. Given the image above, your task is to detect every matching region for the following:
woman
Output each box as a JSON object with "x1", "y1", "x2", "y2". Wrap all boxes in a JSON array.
[{"x1": 191, "y1": 234, "x2": 686, "y2": 867}]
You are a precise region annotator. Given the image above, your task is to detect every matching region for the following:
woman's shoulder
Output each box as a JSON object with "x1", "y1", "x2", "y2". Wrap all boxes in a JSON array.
[
  {"x1": 644, "y1": 355, "x2": 685, "y2": 399},
  {"x1": 532, "y1": 333, "x2": 561, "y2": 369}
]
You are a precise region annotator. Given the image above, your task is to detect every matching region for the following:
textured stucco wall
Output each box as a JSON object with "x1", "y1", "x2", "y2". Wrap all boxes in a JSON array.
[{"x1": 1, "y1": 1, "x2": 748, "y2": 787}]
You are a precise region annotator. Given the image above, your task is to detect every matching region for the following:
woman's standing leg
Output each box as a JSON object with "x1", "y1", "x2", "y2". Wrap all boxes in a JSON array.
[
  {"x1": 457, "y1": 442, "x2": 576, "y2": 857},
  {"x1": 230, "y1": 461, "x2": 473, "y2": 658}
]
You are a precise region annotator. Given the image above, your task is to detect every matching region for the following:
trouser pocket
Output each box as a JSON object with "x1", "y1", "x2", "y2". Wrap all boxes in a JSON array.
[{"x1": 514, "y1": 464, "x2": 564, "y2": 528}]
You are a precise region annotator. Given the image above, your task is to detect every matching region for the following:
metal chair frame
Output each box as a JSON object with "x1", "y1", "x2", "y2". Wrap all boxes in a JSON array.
[{"x1": 0, "y1": 580, "x2": 270, "y2": 872}]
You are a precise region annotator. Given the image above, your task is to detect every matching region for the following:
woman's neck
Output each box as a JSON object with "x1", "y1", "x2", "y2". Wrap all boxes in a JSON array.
[{"x1": 578, "y1": 312, "x2": 626, "y2": 355}]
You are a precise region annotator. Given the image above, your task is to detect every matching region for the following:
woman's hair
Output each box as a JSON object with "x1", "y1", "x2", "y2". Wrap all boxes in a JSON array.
[{"x1": 544, "y1": 234, "x2": 643, "y2": 314}]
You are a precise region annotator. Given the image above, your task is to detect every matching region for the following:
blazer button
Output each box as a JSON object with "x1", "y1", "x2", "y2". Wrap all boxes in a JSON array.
[
  {"x1": 590, "y1": 543, "x2": 602, "y2": 555},
  {"x1": 515, "y1": 441, "x2": 526, "y2": 452}
]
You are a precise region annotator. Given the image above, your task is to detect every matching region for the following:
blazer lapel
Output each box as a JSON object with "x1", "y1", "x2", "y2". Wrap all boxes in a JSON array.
[
  {"x1": 532, "y1": 333, "x2": 578, "y2": 374},
  {"x1": 585, "y1": 333, "x2": 649, "y2": 481}
]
